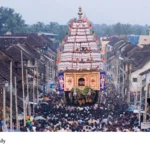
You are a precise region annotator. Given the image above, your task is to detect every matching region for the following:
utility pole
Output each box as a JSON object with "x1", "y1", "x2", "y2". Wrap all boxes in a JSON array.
[
  {"x1": 118, "y1": 59, "x2": 120, "y2": 96},
  {"x1": 14, "y1": 76, "x2": 19, "y2": 130},
  {"x1": 33, "y1": 68, "x2": 35, "y2": 115},
  {"x1": 36, "y1": 64, "x2": 39, "y2": 104},
  {"x1": 3, "y1": 86, "x2": 6, "y2": 132},
  {"x1": 26, "y1": 69, "x2": 30, "y2": 116},
  {"x1": 43, "y1": 64, "x2": 46, "y2": 97},
  {"x1": 105, "y1": 47, "x2": 108, "y2": 72},
  {"x1": 54, "y1": 57, "x2": 57, "y2": 83},
  {"x1": 135, "y1": 76, "x2": 139, "y2": 110},
  {"x1": 21, "y1": 50, "x2": 26, "y2": 126},
  {"x1": 127, "y1": 63, "x2": 132, "y2": 105},
  {"x1": 10, "y1": 61, "x2": 13, "y2": 131},
  {"x1": 139, "y1": 76, "x2": 142, "y2": 126},
  {"x1": 122, "y1": 63, "x2": 125, "y2": 101},
  {"x1": 116, "y1": 58, "x2": 119, "y2": 93},
  {"x1": 144, "y1": 82, "x2": 148, "y2": 122}
]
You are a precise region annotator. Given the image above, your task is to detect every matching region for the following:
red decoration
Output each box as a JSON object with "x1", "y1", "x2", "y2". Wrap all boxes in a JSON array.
[
  {"x1": 62, "y1": 40, "x2": 65, "y2": 45},
  {"x1": 91, "y1": 79, "x2": 95, "y2": 82},
  {"x1": 102, "y1": 58, "x2": 106, "y2": 62},
  {"x1": 68, "y1": 79, "x2": 72, "y2": 83},
  {"x1": 66, "y1": 88, "x2": 69, "y2": 91},
  {"x1": 89, "y1": 23, "x2": 92, "y2": 28},
  {"x1": 56, "y1": 59, "x2": 60, "y2": 64},
  {"x1": 69, "y1": 26, "x2": 72, "y2": 30}
]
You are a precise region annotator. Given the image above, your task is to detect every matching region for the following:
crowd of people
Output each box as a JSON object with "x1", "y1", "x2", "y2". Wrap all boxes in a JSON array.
[
  {"x1": 1, "y1": 83, "x2": 147, "y2": 132},
  {"x1": 21, "y1": 85, "x2": 144, "y2": 132}
]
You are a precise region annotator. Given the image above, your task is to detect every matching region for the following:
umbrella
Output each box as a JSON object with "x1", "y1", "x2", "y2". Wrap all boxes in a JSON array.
[
  {"x1": 34, "y1": 116, "x2": 46, "y2": 121},
  {"x1": 126, "y1": 107, "x2": 133, "y2": 112}
]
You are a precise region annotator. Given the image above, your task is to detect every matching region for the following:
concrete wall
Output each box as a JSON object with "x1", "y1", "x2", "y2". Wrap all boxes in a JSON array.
[
  {"x1": 138, "y1": 36, "x2": 150, "y2": 48},
  {"x1": 101, "y1": 40, "x2": 110, "y2": 51},
  {"x1": 130, "y1": 61, "x2": 150, "y2": 92}
]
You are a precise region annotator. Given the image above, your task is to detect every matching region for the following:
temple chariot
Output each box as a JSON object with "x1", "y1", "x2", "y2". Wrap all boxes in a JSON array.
[{"x1": 57, "y1": 7, "x2": 104, "y2": 105}]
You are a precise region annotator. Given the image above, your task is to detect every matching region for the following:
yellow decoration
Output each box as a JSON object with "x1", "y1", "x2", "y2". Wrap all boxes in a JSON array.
[{"x1": 64, "y1": 71, "x2": 100, "y2": 91}]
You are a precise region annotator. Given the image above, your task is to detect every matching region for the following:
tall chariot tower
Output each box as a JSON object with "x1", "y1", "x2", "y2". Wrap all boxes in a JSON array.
[{"x1": 57, "y1": 7, "x2": 104, "y2": 105}]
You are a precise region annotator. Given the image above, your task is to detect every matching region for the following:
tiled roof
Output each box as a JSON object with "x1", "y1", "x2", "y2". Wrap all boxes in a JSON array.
[
  {"x1": 121, "y1": 44, "x2": 139, "y2": 57},
  {"x1": 0, "y1": 36, "x2": 27, "y2": 49},
  {"x1": 25, "y1": 34, "x2": 48, "y2": 47},
  {"x1": 21, "y1": 43, "x2": 41, "y2": 60},
  {"x1": 107, "y1": 37, "x2": 120, "y2": 46},
  {"x1": 130, "y1": 45, "x2": 150, "y2": 72},
  {"x1": 2, "y1": 45, "x2": 31, "y2": 62}
]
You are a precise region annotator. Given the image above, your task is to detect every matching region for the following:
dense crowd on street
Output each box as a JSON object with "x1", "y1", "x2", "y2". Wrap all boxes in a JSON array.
[
  {"x1": 20, "y1": 85, "x2": 145, "y2": 132},
  {"x1": 0, "y1": 83, "x2": 147, "y2": 132}
]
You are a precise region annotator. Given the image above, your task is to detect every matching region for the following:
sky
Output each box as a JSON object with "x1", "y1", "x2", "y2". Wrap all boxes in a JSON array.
[{"x1": 1, "y1": 0, "x2": 150, "y2": 25}]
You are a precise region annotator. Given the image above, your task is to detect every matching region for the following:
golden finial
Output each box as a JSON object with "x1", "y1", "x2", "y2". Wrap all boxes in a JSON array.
[{"x1": 78, "y1": 7, "x2": 83, "y2": 19}]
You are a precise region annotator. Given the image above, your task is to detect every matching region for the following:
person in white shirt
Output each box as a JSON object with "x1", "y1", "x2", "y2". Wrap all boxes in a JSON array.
[
  {"x1": 32, "y1": 126, "x2": 36, "y2": 132},
  {"x1": 101, "y1": 118, "x2": 108, "y2": 125}
]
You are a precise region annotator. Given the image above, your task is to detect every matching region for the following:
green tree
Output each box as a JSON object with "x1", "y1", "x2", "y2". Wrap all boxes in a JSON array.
[
  {"x1": 0, "y1": 7, "x2": 27, "y2": 34},
  {"x1": 28, "y1": 22, "x2": 46, "y2": 33}
]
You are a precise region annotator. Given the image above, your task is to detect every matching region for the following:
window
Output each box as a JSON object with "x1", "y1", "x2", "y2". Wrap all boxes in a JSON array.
[
  {"x1": 78, "y1": 78, "x2": 85, "y2": 86},
  {"x1": 133, "y1": 78, "x2": 137, "y2": 82}
]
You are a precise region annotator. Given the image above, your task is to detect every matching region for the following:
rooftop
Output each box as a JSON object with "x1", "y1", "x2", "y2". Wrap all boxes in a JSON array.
[
  {"x1": 139, "y1": 68, "x2": 150, "y2": 76},
  {"x1": 130, "y1": 45, "x2": 150, "y2": 72},
  {"x1": 107, "y1": 37, "x2": 120, "y2": 46}
]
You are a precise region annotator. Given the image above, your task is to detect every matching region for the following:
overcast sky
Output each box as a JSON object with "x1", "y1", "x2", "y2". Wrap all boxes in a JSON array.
[{"x1": 1, "y1": 0, "x2": 150, "y2": 25}]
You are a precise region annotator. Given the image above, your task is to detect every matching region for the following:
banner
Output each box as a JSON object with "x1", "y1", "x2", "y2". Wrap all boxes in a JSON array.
[
  {"x1": 100, "y1": 72, "x2": 106, "y2": 91},
  {"x1": 58, "y1": 73, "x2": 64, "y2": 91},
  {"x1": 65, "y1": 75, "x2": 74, "y2": 91}
]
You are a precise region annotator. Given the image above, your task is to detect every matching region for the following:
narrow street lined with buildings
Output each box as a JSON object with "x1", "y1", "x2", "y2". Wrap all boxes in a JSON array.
[{"x1": 0, "y1": 7, "x2": 150, "y2": 132}]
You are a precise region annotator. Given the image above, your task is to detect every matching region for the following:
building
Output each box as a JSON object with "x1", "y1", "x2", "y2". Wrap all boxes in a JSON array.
[
  {"x1": 127, "y1": 35, "x2": 150, "y2": 48},
  {"x1": 106, "y1": 37, "x2": 140, "y2": 101},
  {"x1": 129, "y1": 45, "x2": 150, "y2": 93},
  {"x1": 106, "y1": 34, "x2": 150, "y2": 104},
  {"x1": 0, "y1": 33, "x2": 57, "y2": 119},
  {"x1": 100, "y1": 37, "x2": 110, "y2": 71},
  {"x1": 139, "y1": 69, "x2": 150, "y2": 113}
]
